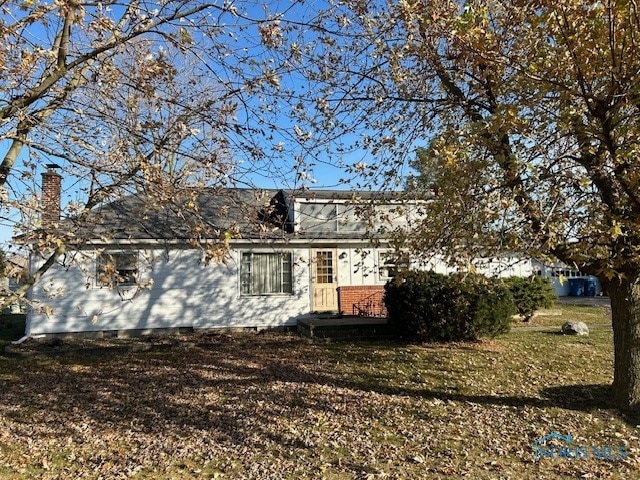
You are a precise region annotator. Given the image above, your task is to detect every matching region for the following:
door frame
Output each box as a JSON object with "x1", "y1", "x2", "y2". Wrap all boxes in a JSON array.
[{"x1": 311, "y1": 248, "x2": 338, "y2": 312}]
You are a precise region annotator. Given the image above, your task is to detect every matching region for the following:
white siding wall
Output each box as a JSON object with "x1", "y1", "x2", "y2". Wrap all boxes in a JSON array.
[
  {"x1": 472, "y1": 257, "x2": 535, "y2": 278},
  {"x1": 334, "y1": 247, "x2": 460, "y2": 286},
  {"x1": 531, "y1": 260, "x2": 602, "y2": 297},
  {"x1": 27, "y1": 247, "x2": 311, "y2": 335},
  {"x1": 337, "y1": 247, "x2": 377, "y2": 286},
  {"x1": 334, "y1": 248, "x2": 535, "y2": 287},
  {"x1": 26, "y1": 240, "x2": 547, "y2": 336}
]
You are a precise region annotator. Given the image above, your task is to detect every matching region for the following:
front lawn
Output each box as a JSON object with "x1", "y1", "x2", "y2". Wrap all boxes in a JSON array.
[
  {"x1": 0, "y1": 305, "x2": 637, "y2": 479},
  {"x1": 525, "y1": 303, "x2": 612, "y2": 329}
]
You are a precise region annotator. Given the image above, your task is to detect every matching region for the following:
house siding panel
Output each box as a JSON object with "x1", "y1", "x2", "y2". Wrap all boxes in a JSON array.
[{"x1": 27, "y1": 248, "x2": 312, "y2": 335}]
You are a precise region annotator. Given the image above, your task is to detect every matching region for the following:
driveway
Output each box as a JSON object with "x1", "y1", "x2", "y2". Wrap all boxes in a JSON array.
[{"x1": 556, "y1": 296, "x2": 610, "y2": 307}]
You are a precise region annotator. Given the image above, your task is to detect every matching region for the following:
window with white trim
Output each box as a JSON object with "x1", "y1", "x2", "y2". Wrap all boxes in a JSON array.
[
  {"x1": 298, "y1": 203, "x2": 338, "y2": 233},
  {"x1": 240, "y1": 252, "x2": 293, "y2": 295},
  {"x1": 96, "y1": 251, "x2": 138, "y2": 287},
  {"x1": 378, "y1": 251, "x2": 410, "y2": 280},
  {"x1": 337, "y1": 204, "x2": 368, "y2": 232}
]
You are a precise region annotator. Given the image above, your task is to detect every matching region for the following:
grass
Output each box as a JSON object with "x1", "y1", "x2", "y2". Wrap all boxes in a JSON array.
[
  {"x1": 0, "y1": 304, "x2": 637, "y2": 479},
  {"x1": 520, "y1": 302, "x2": 612, "y2": 329}
]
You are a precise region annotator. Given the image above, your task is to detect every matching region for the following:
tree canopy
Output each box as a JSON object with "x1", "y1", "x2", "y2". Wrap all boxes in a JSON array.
[
  {"x1": 0, "y1": 1, "x2": 335, "y2": 231},
  {"x1": 0, "y1": 0, "x2": 324, "y2": 302},
  {"x1": 277, "y1": 0, "x2": 640, "y2": 277},
  {"x1": 268, "y1": 0, "x2": 640, "y2": 409}
]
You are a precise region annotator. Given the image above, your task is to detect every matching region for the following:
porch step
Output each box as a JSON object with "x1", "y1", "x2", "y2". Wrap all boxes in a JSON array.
[{"x1": 297, "y1": 316, "x2": 393, "y2": 339}]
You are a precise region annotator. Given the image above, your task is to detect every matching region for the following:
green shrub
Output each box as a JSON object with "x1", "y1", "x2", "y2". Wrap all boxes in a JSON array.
[
  {"x1": 454, "y1": 273, "x2": 515, "y2": 339},
  {"x1": 384, "y1": 270, "x2": 450, "y2": 341},
  {"x1": 384, "y1": 271, "x2": 515, "y2": 342},
  {"x1": 504, "y1": 275, "x2": 556, "y2": 321}
]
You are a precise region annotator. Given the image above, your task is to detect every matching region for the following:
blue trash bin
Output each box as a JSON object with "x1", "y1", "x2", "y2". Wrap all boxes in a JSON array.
[
  {"x1": 585, "y1": 276, "x2": 598, "y2": 297},
  {"x1": 568, "y1": 278, "x2": 586, "y2": 297}
]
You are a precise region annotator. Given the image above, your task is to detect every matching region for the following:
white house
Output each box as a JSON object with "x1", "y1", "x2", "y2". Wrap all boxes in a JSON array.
[
  {"x1": 25, "y1": 178, "x2": 549, "y2": 337},
  {"x1": 24, "y1": 187, "x2": 431, "y2": 335}
]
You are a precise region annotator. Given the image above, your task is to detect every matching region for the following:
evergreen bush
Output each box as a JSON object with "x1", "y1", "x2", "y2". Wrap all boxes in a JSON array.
[
  {"x1": 504, "y1": 275, "x2": 556, "y2": 321},
  {"x1": 384, "y1": 271, "x2": 515, "y2": 342}
]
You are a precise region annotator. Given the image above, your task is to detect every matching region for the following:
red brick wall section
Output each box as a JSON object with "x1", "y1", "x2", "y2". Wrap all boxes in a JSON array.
[
  {"x1": 41, "y1": 171, "x2": 61, "y2": 227},
  {"x1": 337, "y1": 285, "x2": 387, "y2": 317}
]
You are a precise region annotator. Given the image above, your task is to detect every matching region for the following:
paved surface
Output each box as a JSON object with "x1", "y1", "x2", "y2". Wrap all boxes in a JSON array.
[
  {"x1": 556, "y1": 296, "x2": 610, "y2": 307},
  {"x1": 510, "y1": 296, "x2": 612, "y2": 333}
]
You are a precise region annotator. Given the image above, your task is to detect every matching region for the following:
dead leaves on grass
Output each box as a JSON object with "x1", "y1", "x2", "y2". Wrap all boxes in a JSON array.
[{"x1": 0, "y1": 331, "x2": 638, "y2": 479}]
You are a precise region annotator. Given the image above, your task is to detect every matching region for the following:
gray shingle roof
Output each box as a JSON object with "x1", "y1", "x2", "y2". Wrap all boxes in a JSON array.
[
  {"x1": 66, "y1": 188, "x2": 406, "y2": 243},
  {"x1": 71, "y1": 188, "x2": 288, "y2": 241}
]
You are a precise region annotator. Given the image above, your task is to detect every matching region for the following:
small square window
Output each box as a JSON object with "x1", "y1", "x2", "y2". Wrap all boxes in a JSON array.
[
  {"x1": 97, "y1": 251, "x2": 138, "y2": 287},
  {"x1": 378, "y1": 251, "x2": 410, "y2": 279}
]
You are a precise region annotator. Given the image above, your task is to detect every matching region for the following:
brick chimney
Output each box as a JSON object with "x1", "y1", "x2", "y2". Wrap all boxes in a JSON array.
[{"x1": 41, "y1": 164, "x2": 62, "y2": 227}]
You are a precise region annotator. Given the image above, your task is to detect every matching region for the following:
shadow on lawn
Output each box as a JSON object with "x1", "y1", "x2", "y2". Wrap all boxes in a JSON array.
[
  {"x1": 0, "y1": 332, "x2": 634, "y2": 451},
  {"x1": 292, "y1": 365, "x2": 618, "y2": 416},
  {"x1": 541, "y1": 384, "x2": 640, "y2": 424}
]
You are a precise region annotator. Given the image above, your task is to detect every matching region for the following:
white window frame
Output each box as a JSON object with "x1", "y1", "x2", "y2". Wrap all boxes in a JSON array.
[
  {"x1": 239, "y1": 251, "x2": 293, "y2": 296},
  {"x1": 378, "y1": 250, "x2": 410, "y2": 280},
  {"x1": 96, "y1": 250, "x2": 139, "y2": 288},
  {"x1": 551, "y1": 268, "x2": 585, "y2": 278}
]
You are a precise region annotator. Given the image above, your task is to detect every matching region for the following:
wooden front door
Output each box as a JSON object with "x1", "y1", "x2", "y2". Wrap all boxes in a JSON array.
[{"x1": 312, "y1": 249, "x2": 338, "y2": 312}]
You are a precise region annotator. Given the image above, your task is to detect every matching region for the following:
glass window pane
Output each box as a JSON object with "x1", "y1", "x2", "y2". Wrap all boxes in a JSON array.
[
  {"x1": 299, "y1": 203, "x2": 337, "y2": 232},
  {"x1": 338, "y1": 204, "x2": 368, "y2": 232},
  {"x1": 240, "y1": 253, "x2": 251, "y2": 294},
  {"x1": 97, "y1": 251, "x2": 138, "y2": 287},
  {"x1": 240, "y1": 252, "x2": 293, "y2": 295},
  {"x1": 378, "y1": 251, "x2": 409, "y2": 279},
  {"x1": 316, "y1": 251, "x2": 333, "y2": 284}
]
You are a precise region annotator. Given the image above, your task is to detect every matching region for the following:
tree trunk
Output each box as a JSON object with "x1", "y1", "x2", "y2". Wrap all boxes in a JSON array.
[{"x1": 607, "y1": 277, "x2": 640, "y2": 411}]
